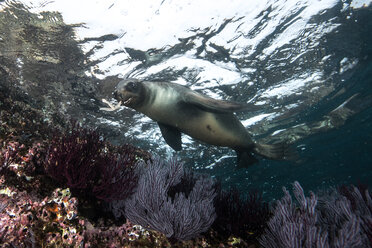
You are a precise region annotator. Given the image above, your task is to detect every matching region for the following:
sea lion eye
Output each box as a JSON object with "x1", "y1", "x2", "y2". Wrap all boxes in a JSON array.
[{"x1": 126, "y1": 81, "x2": 138, "y2": 91}]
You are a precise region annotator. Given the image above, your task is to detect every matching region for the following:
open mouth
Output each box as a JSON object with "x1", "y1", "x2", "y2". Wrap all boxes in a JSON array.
[
  {"x1": 114, "y1": 90, "x2": 136, "y2": 106},
  {"x1": 124, "y1": 97, "x2": 133, "y2": 105}
]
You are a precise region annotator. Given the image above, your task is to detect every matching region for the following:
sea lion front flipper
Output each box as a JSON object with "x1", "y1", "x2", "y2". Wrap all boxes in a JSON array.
[
  {"x1": 157, "y1": 122, "x2": 182, "y2": 151},
  {"x1": 235, "y1": 149, "x2": 259, "y2": 168},
  {"x1": 184, "y1": 91, "x2": 258, "y2": 113}
]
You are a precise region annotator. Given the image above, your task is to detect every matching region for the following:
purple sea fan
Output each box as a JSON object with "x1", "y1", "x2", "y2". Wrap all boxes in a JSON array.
[
  {"x1": 124, "y1": 157, "x2": 217, "y2": 241},
  {"x1": 260, "y1": 181, "x2": 327, "y2": 248},
  {"x1": 45, "y1": 124, "x2": 103, "y2": 189},
  {"x1": 45, "y1": 124, "x2": 141, "y2": 203},
  {"x1": 92, "y1": 149, "x2": 138, "y2": 202},
  {"x1": 337, "y1": 185, "x2": 372, "y2": 246},
  {"x1": 259, "y1": 181, "x2": 368, "y2": 248}
]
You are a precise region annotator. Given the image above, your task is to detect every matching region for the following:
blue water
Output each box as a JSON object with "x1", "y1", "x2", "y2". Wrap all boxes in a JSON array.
[{"x1": 0, "y1": 0, "x2": 371, "y2": 200}]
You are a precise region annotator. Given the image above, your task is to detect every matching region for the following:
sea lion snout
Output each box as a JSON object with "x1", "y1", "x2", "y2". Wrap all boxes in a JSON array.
[
  {"x1": 113, "y1": 87, "x2": 126, "y2": 102},
  {"x1": 114, "y1": 88, "x2": 132, "y2": 105},
  {"x1": 113, "y1": 79, "x2": 145, "y2": 108}
]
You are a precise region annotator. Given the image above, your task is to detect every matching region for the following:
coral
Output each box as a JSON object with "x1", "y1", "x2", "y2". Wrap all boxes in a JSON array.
[
  {"x1": 0, "y1": 141, "x2": 22, "y2": 172},
  {"x1": 92, "y1": 149, "x2": 138, "y2": 202},
  {"x1": 0, "y1": 195, "x2": 8, "y2": 214},
  {"x1": 259, "y1": 181, "x2": 370, "y2": 248},
  {"x1": 338, "y1": 185, "x2": 372, "y2": 245},
  {"x1": 0, "y1": 178, "x2": 181, "y2": 247},
  {"x1": 45, "y1": 124, "x2": 104, "y2": 190},
  {"x1": 0, "y1": 186, "x2": 83, "y2": 247},
  {"x1": 124, "y1": 157, "x2": 217, "y2": 241},
  {"x1": 212, "y1": 185, "x2": 270, "y2": 244},
  {"x1": 0, "y1": 140, "x2": 45, "y2": 176},
  {"x1": 44, "y1": 124, "x2": 139, "y2": 202}
]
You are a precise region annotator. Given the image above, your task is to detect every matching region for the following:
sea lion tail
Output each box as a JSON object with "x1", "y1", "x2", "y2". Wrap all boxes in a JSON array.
[
  {"x1": 235, "y1": 143, "x2": 297, "y2": 168},
  {"x1": 254, "y1": 142, "x2": 296, "y2": 161}
]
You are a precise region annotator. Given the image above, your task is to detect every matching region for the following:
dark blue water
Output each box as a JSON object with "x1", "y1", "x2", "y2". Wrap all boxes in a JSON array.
[{"x1": 0, "y1": 0, "x2": 371, "y2": 200}]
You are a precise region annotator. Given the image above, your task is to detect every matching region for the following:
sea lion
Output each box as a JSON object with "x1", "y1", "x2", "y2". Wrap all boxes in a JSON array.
[{"x1": 113, "y1": 78, "x2": 293, "y2": 167}]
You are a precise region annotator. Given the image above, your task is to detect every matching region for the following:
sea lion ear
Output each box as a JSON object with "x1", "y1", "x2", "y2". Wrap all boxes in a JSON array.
[
  {"x1": 157, "y1": 122, "x2": 182, "y2": 151},
  {"x1": 183, "y1": 91, "x2": 259, "y2": 113}
]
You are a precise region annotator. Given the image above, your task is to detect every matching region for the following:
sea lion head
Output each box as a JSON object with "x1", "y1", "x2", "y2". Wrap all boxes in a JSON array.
[{"x1": 114, "y1": 78, "x2": 146, "y2": 108}]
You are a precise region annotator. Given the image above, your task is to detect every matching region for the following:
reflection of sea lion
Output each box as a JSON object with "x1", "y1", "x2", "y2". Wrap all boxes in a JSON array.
[{"x1": 114, "y1": 78, "x2": 293, "y2": 167}]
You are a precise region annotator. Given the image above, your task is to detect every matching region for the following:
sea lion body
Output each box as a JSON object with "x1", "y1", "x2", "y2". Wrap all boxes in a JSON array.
[
  {"x1": 139, "y1": 83, "x2": 252, "y2": 148},
  {"x1": 113, "y1": 79, "x2": 292, "y2": 167}
]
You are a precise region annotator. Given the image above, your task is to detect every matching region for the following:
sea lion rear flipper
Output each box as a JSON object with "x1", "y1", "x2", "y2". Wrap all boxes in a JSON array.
[
  {"x1": 158, "y1": 122, "x2": 182, "y2": 151},
  {"x1": 254, "y1": 143, "x2": 298, "y2": 161},
  {"x1": 184, "y1": 91, "x2": 259, "y2": 113}
]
